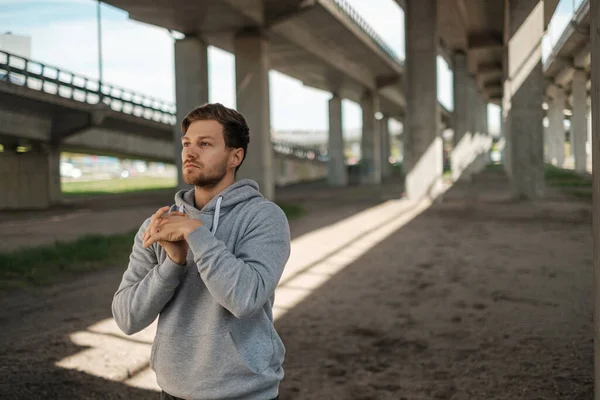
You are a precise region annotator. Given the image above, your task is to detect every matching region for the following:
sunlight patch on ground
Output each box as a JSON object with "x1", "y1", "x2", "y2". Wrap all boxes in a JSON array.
[{"x1": 54, "y1": 196, "x2": 434, "y2": 391}]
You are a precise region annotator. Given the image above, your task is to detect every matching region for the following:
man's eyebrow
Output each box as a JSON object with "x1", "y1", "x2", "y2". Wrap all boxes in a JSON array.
[{"x1": 181, "y1": 135, "x2": 214, "y2": 141}]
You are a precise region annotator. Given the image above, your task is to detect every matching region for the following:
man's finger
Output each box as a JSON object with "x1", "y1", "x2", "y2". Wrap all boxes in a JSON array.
[{"x1": 144, "y1": 206, "x2": 170, "y2": 241}]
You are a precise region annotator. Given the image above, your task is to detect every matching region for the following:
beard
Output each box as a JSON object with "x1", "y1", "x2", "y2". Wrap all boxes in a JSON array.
[{"x1": 183, "y1": 157, "x2": 228, "y2": 188}]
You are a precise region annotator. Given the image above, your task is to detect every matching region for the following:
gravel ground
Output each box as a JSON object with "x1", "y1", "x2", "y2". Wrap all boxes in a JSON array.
[{"x1": 0, "y1": 172, "x2": 593, "y2": 399}]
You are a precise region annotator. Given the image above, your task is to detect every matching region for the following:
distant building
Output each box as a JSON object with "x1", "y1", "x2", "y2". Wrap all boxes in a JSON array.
[{"x1": 0, "y1": 33, "x2": 31, "y2": 58}]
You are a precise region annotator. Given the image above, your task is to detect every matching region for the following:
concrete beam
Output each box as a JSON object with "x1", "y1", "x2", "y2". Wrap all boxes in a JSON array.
[
  {"x1": 467, "y1": 31, "x2": 504, "y2": 50},
  {"x1": 574, "y1": 42, "x2": 591, "y2": 68}
]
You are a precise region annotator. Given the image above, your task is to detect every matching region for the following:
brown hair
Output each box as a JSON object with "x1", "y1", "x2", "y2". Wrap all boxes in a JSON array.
[{"x1": 181, "y1": 103, "x2": 250, "y2": 173}]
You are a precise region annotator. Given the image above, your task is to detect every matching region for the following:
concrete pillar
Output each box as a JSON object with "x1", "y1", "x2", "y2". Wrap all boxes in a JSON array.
[
  {"x1": 360, "y1": 91, "x2": 382, "y2": 184},
  {"x1": 328, "y1": 95, "x2": 348, "y2": 186},
  {"x1": 548, "y1": 85, "x2": 566, "y2": 167},
  {"x1": 503, "y1": 107, "x2": 512, "y2": 178},
  {"x1": 592, "y1": 1, "x2": 600, "y2": 395},
  {"x1": 453, "y1": 51, "x2": 469, "y2": 147},
  {"x1": 588, "y1": 105, "x2": 592, "y2": 166},
  {"x1": 174, "y1": 35, "x2": 209, "y2": 189},
  {"x1": 404, "y1": 0, "x2": 443, "y2": 200},
  {"x1": 381, "y1": 117, "x2": 391, "y2": 178},
  {"x1": 0, "y1": 145, "x2": 61, "y2": 210},
  {"x1": 47, "y1": 144, "x2": 62, "y2": 205},
  {"x1": 504, "y1": 0, "x2": 545, "y2": 199},
  {"x1": 468, "y1": 78, "x2": 479, "y2": 135},
  {"x1": 572, "y1": 69, "x2": 588, "y2": 173},
  {"x1": 234, "y1": 29, "x2": 274, "y2": 200}
]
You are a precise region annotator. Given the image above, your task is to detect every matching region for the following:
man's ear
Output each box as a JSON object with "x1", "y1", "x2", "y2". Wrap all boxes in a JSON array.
[{"x1": 230, "y1": 148, "x2": 244, "y2": 169}]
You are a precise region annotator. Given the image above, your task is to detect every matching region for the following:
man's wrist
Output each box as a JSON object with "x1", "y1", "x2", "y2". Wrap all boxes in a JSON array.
[{"x1": 183, "y1": 219, "x2": 203, "y2": 239}]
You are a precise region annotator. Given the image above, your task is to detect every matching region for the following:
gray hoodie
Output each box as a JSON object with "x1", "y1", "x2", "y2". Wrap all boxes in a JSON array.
[{"x1": 112, "y1": 179, "x2": 291, "y2": 400}]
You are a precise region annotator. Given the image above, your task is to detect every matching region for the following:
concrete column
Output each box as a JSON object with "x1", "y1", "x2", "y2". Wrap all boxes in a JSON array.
[
  {"x1": 381, "y1": 117, "x2": 391, "y2": 178},
  {"x1": 328, "y1": 95, "x2": 347, "y2": 186},
  {"x1": 360, "y1": 91, "x2": 382, "y2": 184},
  {"x1": 0, "y1": 145, "x2": 61, "y2": 210},
  {"x1": 548, "y1": 85, "x2": 566, "y2": 167},
  {"x1": 504, "y1": 0, "x2": 545, "y2": 199},
  {"x1": 572, "y1": 69, "x2": 588, "y2": 173},
  {"x1": 405, "y1": 0, "x2": 443, "y2": 200},
  {"x1": 47, "y1": 144, "x2": 62, "y2": 205},
  {"x1": 468, "y1": 78, "x2": 479, "y2": 135},
  {"x1": 234, "y1": 29, "x2": 274, "y2": 200},
  {"x1": 587, "y1": 105, "x2": 592, "y2": 165},
  {"x1": 481, "y1": 99, "x2": 488, "y2": 135},
  {"x1": 453, "y1": 51, "x2": 469, "y2": 147},
  {"x1": 592, "y1": 0, "x2": 600, "y2": 395},
  {"x1": 174, "y1": 35, "x2": 209, "y2": 189}
]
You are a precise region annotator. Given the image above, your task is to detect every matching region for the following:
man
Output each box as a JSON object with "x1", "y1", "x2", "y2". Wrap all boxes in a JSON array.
[{"x1": 112, "y1": 103, "x2": 290, "y2": 400}]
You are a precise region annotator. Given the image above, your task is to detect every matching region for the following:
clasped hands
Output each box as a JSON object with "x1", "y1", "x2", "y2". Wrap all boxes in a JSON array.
[{"x1": 142, "y1": 206, "x2": 203, "y2": 264}]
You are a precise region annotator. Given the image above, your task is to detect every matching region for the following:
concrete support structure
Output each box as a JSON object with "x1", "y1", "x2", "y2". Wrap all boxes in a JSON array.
[
  {"x1": 404, "y1": 0, "x2": 443, "y2": 200},
  {"x1": 548, "y1": 85, "x2": 566, "y2": 167},
  {"x1": 0, "y1": 144, "x2": 61, "y2": 209},
  {"x1": 380, "y1": 117, "x2": 391, "y2": 178},
  {"x1": 174, "y1": 36, "x2": 209, "y2": 189},
  {"x1": 328, "y1": 95, "x2": 348, "y2": 186},
  {"x1": 360, "y1": 91, "x2": 382, "y2": 184},
  {"x1": 571, "y1": 69, "x2": 588, "y2": 173},
  {"x1": 592, "y1": 1, "x2": 599, "y2": 395},
  {"x1": 452, "y1": 52, "x2": 468, "y2": 146},
  {"x1": 234, "y1": 29, "x2": 274, "y2": 200},
  {"x1": 452, "y1": 52, "x2": 469, "y2": 144},
  {"x1": 503, "y1": 0, "x2": 545, "y2": 199}
]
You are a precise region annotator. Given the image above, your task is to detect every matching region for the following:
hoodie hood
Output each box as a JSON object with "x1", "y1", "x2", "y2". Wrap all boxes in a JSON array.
[{"x1": 173, "y1": 179, "x2": 263, "y2": 234}]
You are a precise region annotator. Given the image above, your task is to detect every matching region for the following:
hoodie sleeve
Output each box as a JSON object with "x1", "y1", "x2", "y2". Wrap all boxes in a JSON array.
[
  {"x1": 112, "y1": 219, "x2": 187, "y2": 335},
  {"x1": 186, "y1": 202, "x2": 291, "y2": 319}
]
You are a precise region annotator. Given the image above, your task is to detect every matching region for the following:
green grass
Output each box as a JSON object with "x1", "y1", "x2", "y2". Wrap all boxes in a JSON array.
[
  {"x1": 544, "y1": 164, "x2": 592, "y2": 188},
  {"x1": 0, "y1": 202, "x2": 306, "y2": 294},
  {"x1": 0, "y1": 230, "x2": 138, "y2": 293},
  {"x1": 62, "y1": 176, "x2": 176, "y2": 197}
]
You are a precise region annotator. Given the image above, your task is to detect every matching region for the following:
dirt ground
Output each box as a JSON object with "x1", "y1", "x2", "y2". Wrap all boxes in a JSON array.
[{"x1": 0, "y1": 171, "x2": 594, "y2": 399}]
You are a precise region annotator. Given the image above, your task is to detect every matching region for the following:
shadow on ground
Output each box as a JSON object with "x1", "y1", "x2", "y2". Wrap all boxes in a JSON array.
[{"x1": 0, "y1": 171, "x2": 593, "y2": 399}]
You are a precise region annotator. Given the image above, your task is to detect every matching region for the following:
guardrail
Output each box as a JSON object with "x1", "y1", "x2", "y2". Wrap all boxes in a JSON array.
[
  {"x1": 0, "y1": 49, "x2": 177, "y2": 124},
  {"x1": 0, "y1": 50, "x2": 328, "y2": 163},
  {"x1": 542, "y1": 0, "x2": 587, "y2": 63},
  {"x1": 329, "y1": 0, "x2": 403, "y2": 64},
  {"x1": 273, "y1": 141, "x2": 329, "y2": 162}
]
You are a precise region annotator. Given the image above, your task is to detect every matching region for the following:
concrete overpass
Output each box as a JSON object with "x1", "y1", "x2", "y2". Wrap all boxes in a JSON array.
[
  {"x1": 102, "y1": 0, "x2": 457, "y2": 200},
  {"x1": 543, "y1": 0, "x2": 592, "y2": 173},
  {"x1": 0, "y1": 50, "x2": 328, "y2": 209}
]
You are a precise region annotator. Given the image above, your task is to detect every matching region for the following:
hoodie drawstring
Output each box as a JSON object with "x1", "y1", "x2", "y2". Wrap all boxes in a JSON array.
[{"x1": 211, "y1": 196, "x2": 223, "y2": 235}]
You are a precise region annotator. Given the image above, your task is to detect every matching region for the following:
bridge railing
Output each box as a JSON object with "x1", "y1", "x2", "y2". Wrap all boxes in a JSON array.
[
  {"x1": 0, "y1": 50, "x2": 328, "y2": 163},
  {"x1": 0, "y1": 49, "x2": 177, "y2": 125},
  {"x1": 328, "y1": 0, "x2": 403, "y2": 64},
  {"x1": 542, "y1": 0, "x2": 588, "y2": 63},
  {"x1": 272, "y1": 140, "x2": 329, "y2": 162}
]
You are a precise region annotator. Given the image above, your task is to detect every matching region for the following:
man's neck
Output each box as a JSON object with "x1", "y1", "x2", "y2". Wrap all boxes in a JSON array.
[{"x1": 194, "y1": 175, "x2": 235, "y2": 210}]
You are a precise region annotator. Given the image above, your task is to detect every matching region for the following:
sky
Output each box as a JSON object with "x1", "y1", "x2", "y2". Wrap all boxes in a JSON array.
[{"x1": 0, "y1": 0, "x2": 534, "y2": 134}]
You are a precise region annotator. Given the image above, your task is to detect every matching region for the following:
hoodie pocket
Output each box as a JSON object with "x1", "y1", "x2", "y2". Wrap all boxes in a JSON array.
[
  {"x1": 153, "y1": 330, "x2": 270, "y2": 395},
  {"x1": 228, "y1": 328, "x2": 274, "y2": 375}
]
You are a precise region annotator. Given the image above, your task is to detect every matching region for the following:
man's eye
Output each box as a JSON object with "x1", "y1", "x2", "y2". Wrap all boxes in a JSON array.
[
  {"x1": 182, "y1": 142, "x2": 189, "y2": 147},
  {"x1": 200, "y1": 142, "x2": 209, "y2": 146}
]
